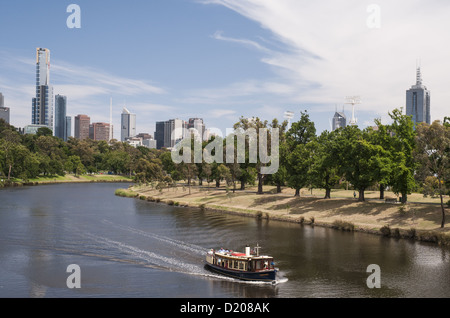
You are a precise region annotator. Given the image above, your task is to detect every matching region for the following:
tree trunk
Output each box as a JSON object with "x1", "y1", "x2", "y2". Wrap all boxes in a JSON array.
[
  {"x1": 438, "y1": 179, "x2": 445, "y2": 228},
  {"x1": 358, "y1": 188, "x2": 365, "y2": 202},
  {"x1": 294, "y1": 188, "x2": 300, "y2": 197},
  {"x1": 324, "y1": 187, "x2": 331, "y2": 199},
  {"x1": 257, "y1": 173, "x2": 263, "y2": 194},
  {"x1": 379, "y1": 184, "x2": 384, "y2": 200},
  {"x1": 216, "y1": 180, "x2": 220, "y2": 188},
  {"x1": 240, "y1": 180, "x2": 245, "y2": 190},
  {"x1": 440, "y1": 193, "x2": 446, "y2": 228},
  {"x1": 8, "y1": 164, "x2": 12, "y2": 180},
  {"x1": 401, "y1": 192, "x2": 407, "y2": 204},
  {"x1": 277, "y1": 183, "x2": 282, "y2": 193}
]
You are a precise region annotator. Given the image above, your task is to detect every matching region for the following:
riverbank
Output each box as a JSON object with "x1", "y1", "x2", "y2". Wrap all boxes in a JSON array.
[
  {"x1": 120, "y1": 184, "x2": 450, "y2": 246},
  {"x1": 0, "y1": 174, "x2": 133, "y2": 187}
]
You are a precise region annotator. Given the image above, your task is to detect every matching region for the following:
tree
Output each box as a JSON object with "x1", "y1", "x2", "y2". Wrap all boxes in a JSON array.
[
  {"x1": 387, "y1": 109, "x2": 417, "y2": 203},
  {"x1": 233, "y1": 116, "x2": 279, "y2": 194},
  {"x1": 0, "y1": 129, "x2": 21, "y2": 180},
  {"x1": 414, "y1": 121, "x2": 450, "y2": 228},
  {"x1": 285, "y1": 111, "x2": 316, "y2": 196},
  {"x1": 309, "y1": 130, "x2": 341, "y2": 199},
  {"x1": 335, "y1": 126, "x2": 388, "y2": 201}
]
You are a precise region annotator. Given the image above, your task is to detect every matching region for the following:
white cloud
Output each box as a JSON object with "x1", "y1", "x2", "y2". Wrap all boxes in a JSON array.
[{"x1": 202, "y1": 0, "x2": 450, "y2": 127}]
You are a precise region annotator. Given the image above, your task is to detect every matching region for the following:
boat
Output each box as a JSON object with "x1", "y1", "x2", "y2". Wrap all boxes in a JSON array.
[{"x1": 204, "y1": 244, "x2": 277, "y2": 282}]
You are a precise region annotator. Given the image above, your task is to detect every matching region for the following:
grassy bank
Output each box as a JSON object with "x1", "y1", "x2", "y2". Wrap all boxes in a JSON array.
[
  {"x1": 0, "y1": 174, "x2": 133, "y2": 187},
  {"x1": 119, "y1": 183, "x2": 450, "y2": 246}
]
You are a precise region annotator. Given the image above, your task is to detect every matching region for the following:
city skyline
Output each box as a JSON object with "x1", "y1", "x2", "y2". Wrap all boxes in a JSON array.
[{"x1": 1, "y1": 1, "x2": 449, "y2": 139}]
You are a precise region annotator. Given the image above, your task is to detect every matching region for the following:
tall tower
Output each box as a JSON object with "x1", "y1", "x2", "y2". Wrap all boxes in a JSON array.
[
  {"x1": 121, "y1": 107, "x2": 136, "y2": 142},
  {"x1": 345, "y1": 96, "x2": 361, "y2": 126},
  {"x1": 32, "y1": 48, "x2": 53, "y2": 130},
  {"x1": 54, "y1": 95, "x2": 67, "y2": 140},
  {"x1": 406, "y1": 66, "x2": 431, "y2": 126}
]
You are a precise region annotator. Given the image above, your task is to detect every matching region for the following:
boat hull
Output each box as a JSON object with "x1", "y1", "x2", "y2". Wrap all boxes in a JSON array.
[{"x1": 204, "y1": 263, "x2": 276, "y2": 282}]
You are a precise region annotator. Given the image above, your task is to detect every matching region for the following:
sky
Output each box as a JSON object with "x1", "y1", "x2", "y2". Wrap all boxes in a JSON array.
[{"x1": 0, "y1": 0, "x2": 449, "y2": 140}]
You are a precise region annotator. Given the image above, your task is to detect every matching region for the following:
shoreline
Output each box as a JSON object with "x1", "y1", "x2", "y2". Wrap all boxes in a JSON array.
[
  {"x1": 0, "y1": 174, "x2": 133, "y2": 188},
  {"x1": 118, "y1": 184, "x2": 450, "y2": 247}
]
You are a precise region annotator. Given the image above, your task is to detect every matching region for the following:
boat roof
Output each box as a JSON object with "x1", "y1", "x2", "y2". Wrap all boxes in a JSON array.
[{"x1": 214, "y1": 250, "x2": 273, "y2": 260}]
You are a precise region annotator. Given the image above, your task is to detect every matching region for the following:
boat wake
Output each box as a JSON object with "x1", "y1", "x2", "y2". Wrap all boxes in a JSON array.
[{"x1": 61, "y1": 221, "x2": 287, "y2": 285}]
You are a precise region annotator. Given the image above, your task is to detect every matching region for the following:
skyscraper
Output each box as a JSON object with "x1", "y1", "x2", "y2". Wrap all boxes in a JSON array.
[
  {"x1": 0, "y1": 93, "x2": 10, "y2": 124},
  {"x1": 32, "y1": 48, "x2": 53, "y2": 130},
  {"x1": 154, "y1": 119, "x2": 187, "y2": 149},
  {"x1": 406, "y1": 67, "x2": 431, "y2": 126},
  {"x1": 74, "y1": 114, "x2": 90, "y2": 140},
  {"x1": 121, "y1": 107, "x2": 136, "y2": 141},
  {"x1": 332, "y1": 111, "x2": 346, "y2": 131},
  {"x1": 65, "y1": 116, "x2": 72, "y2": 141},
  {"x1": 187, "y1": 118, "x2": 205, "y2": 140},
  {"x1": 55, "y1": 95, "x2": 67, "y2": 140}
]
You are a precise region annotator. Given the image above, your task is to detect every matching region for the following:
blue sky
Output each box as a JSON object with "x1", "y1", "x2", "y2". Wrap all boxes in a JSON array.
[{"x1": 1, "y1": 0, "x2": 449, "y2": 139}]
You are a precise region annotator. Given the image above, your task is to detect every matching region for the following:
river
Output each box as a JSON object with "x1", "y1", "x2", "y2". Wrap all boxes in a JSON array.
[{"x1": 0, "y1": 182, "x2": 449, "y2": 298}]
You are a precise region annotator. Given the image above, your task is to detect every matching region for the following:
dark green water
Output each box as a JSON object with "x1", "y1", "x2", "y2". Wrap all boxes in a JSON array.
[{"x1": 0, "y1": 183, "x2": 449, "y2": 298}]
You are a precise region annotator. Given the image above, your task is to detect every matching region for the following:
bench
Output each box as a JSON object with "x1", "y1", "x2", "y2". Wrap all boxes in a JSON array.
[{"x1": 385, "y1": 198, "x2": 397, "y2": 203}]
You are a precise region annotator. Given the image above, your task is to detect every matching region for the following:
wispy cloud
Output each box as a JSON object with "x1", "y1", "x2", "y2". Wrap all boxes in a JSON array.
[
  {"x1": 201, "y1": 0, "x2": 450, "y2": 126},
  {"x1": 211, "y1": 30, "x2": 272, "y2": 54}
]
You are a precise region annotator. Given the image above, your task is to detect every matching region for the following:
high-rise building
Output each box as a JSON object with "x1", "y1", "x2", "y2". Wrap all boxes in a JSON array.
[
  {"x1": 154, "y1": 119, "x2": 187, "y2": 149},
  {"x1": 187, "y1": 118, "x2": 205, "y2": 140},
  {"x1": 0, "y1": 93, "x2": 10, "y2": 124},
  {"x1": 406, "y1": 67, "x2": 431, "y2": 126},
  {"x1": 332, "y1": 112, "x2": 346, "y2": 131},
  {"x1": 121, "y1": 107, "x2": 136, "y2": 142},
  {"x1": 74, "y1": 114, "x2": 90, "y2": 140},
  {"x1": 65, "y1": 116, "x2": 72, "y2": 141},
  {"x1": 155, "y1": 121, "x2": 165, "y2": 149},
  {"x1": 54, "y1": 95, "x2": 67, "y2": 140},
  {"x1": 32, "y1": 48, "x2": 53, "y2": 131},
  {"x1": 89, "y1": 122, "x2": 112, "y2": 141}
]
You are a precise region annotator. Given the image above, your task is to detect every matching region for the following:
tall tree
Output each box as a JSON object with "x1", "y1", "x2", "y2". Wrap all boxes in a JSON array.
[
  {"x1": 309, "y1": 130, "x2": 341, "y2": 199},
  {"x1": 414, "y1": 121, "x2": 450, "y2": 228},
  {"x1": 387, "y1": 109, "x2": 417, "y2": 203},
  {"x1": 285, "y1": 111, "x2": 316, "y2": 196}
]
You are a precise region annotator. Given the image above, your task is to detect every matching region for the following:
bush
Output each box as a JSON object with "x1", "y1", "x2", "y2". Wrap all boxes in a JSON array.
[
  {"x1": 332, "y1": 220, "x2": 355, "y2": 232},
  {"x1": 167, "y1": 200, "x2": 174, "y2": 205},
  {"x1": 380, "y1": 225, "x2": 391, "y2": 237}
]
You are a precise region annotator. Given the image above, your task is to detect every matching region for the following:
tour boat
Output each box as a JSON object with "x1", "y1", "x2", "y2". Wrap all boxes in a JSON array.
[{"x1": 204, "y1": 244, "x2": 277, "y2": 282}]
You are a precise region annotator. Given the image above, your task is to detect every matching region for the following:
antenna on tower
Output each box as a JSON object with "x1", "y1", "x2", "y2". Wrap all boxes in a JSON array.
[{"x1": 345, "y1": 96, "x2": 361, "y2": 126}]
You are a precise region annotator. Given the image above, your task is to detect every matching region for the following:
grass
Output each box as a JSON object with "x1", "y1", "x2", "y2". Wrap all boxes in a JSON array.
[
  {"x1": 120, "y1": 182, "x2": 450, "y2": 245},
  {"x1": 1, "y1": 174, "x2": 133, "y2": 186}
]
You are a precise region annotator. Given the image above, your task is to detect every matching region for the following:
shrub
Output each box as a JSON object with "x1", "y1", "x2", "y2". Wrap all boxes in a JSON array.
[
  {"x1": 380, "y1": 225, "x2": 391, "y2": 237},
  {"x1": 309, "y1": 216, "x2": 315, "y2": 225},
  {"x1": 167, "y1": 200, "x2": 174, "y2": 205},
  {"x1": 332, "y1": 220, "x2": 355, "y2": 232}
]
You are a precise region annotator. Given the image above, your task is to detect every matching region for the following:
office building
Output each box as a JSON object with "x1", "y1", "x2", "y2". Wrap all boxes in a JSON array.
[
  {"x1": 89, "y1": 122, "x2": 112, "y2": 141},
  {"x1": 187, "y1": 118, "x2": 205, "y2": 140},
  {"x1": 332, "y1": 111, "x2": 346, "y2": 131},
  {"x1": 0, "y1": 93, "x2": 10, "y2": 124},
  {"x1": 74, "y1": 114, "x2": 90, "y2": 140},
  {"x1": 31, "y1": 48, "x2": 53, "y2": 130},
  {"x1": 121, "y1": 107, "x2": 136, "y2": 142},
  {"x1": 154, "y1": 119, "x2": 187, "y2": 149},
  {"x1": 54, "y1": 95, "x2": 67, "y2": 140},
  {"x1": 65, "y1": 116, "x2": 72, "y2": 141},
  {"x1": 406, "y1": 67, "x2": 431, "y2": 126}
]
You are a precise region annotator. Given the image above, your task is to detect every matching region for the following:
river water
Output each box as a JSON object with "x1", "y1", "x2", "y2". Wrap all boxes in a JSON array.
[{"x1": 0, "y1": 182, "x2": 449, "y2": 298}]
